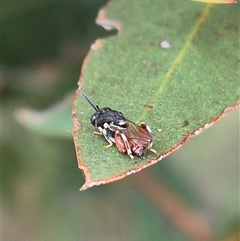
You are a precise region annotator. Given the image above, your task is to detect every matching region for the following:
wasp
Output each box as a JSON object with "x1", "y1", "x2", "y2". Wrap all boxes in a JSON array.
[{"x1": 81, "y1": 93, "x2": 160, "y2": 162}]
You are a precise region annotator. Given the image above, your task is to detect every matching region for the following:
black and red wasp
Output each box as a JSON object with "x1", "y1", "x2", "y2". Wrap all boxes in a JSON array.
[{"x1": 81, "y1": 93, "x2": 160, "y2": 162}]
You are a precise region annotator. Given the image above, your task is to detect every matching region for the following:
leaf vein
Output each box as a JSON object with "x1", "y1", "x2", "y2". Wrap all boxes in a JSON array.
[{"x1": 138, "y1": 3, "x2": 214, "y2": 121}]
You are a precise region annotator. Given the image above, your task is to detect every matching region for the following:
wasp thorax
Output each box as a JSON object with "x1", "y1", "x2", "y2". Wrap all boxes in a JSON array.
[{"x1": 90, "y1": 107, "x2": 126, "y2": 129}]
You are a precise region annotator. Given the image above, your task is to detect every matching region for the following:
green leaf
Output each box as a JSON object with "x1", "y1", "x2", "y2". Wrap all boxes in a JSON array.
[
  {"x1": 15, "y1": 93, "x2": 74, "y2": 138},
  {"x1": 73, "y1": 0, "x2": 239, "y2": 190}
]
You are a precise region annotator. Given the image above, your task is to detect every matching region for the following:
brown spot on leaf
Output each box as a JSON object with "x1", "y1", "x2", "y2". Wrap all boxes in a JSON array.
[
  {"x1": 144, "y1": 103, "x2": 154, "y2": 109},
  {"x1": 183, "y1": 120, "x2": 189, "y2": 127}
]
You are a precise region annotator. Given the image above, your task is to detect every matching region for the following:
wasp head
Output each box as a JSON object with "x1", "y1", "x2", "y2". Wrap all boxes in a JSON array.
[{"x1": 81, "y1": 93, "x2": 127, "y2": 130}]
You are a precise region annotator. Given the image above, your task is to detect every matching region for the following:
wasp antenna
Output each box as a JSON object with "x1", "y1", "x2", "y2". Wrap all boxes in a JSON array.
[{"x1": 81, "y1": 93, "x2": 99, "y2": 111}]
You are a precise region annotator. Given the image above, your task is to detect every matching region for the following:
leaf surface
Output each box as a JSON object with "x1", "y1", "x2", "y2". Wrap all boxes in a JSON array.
[{"x1": 73, "y1": 1, "x2": 239, "y2": 190}]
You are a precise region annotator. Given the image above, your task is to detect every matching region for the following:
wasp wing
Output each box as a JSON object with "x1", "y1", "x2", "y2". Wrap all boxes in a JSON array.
[
  {"x1": 108, "y1": 120, "x2": 152, "y2": 143},
  {"x1": 125, "y1": 120, "x2": 152, "y2": 141}
]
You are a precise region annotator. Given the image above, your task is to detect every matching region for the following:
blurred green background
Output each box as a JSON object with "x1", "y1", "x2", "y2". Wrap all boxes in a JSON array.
[{"x1": 2, "y1": 1, "x2": 239, "y2": 241}]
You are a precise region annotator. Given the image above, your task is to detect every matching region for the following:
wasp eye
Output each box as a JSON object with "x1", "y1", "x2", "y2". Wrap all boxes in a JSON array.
[
  {"x1": 90, "y1": 109, "x2": 103, "y2": 126},
  {"x1": 90, "y1": 115, "x2": 96, "y2": 125},
  {"x1": 90, "y1": 113, "x2": 99, "y2": 126}
]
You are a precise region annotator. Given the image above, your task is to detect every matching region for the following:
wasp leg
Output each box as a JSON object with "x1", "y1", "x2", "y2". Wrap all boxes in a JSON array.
[
  {"x1": 93, "y1": 130, "x2": 112, "y2": 149},
  {"x1": 139, "y1": 122, "x2": 152, "y2": 133},
  {"x1": 149, "y1": 148, "x2": 161, "y2": 158},
  {"x1": 129, "y1": 154, "x2": 136, "y2": 163},
  {"x1": 102, "y1": 141, "x2": 113, "y2": 149},
  {"x1": 93, "y1": 131, "x2": 103, "y2": 135},
  {"x1": 116, "y1": 131, "x2": 136, "y2": 163},
  {"x1": 107, "y1": 123, "x2": 125, "y2": 132},
  {"x1": 102, "y1": 130, "x2": 115, "y2": 149},
  {"x1": 93, "y1": 126, "x2": 104, "y2": 136}
]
